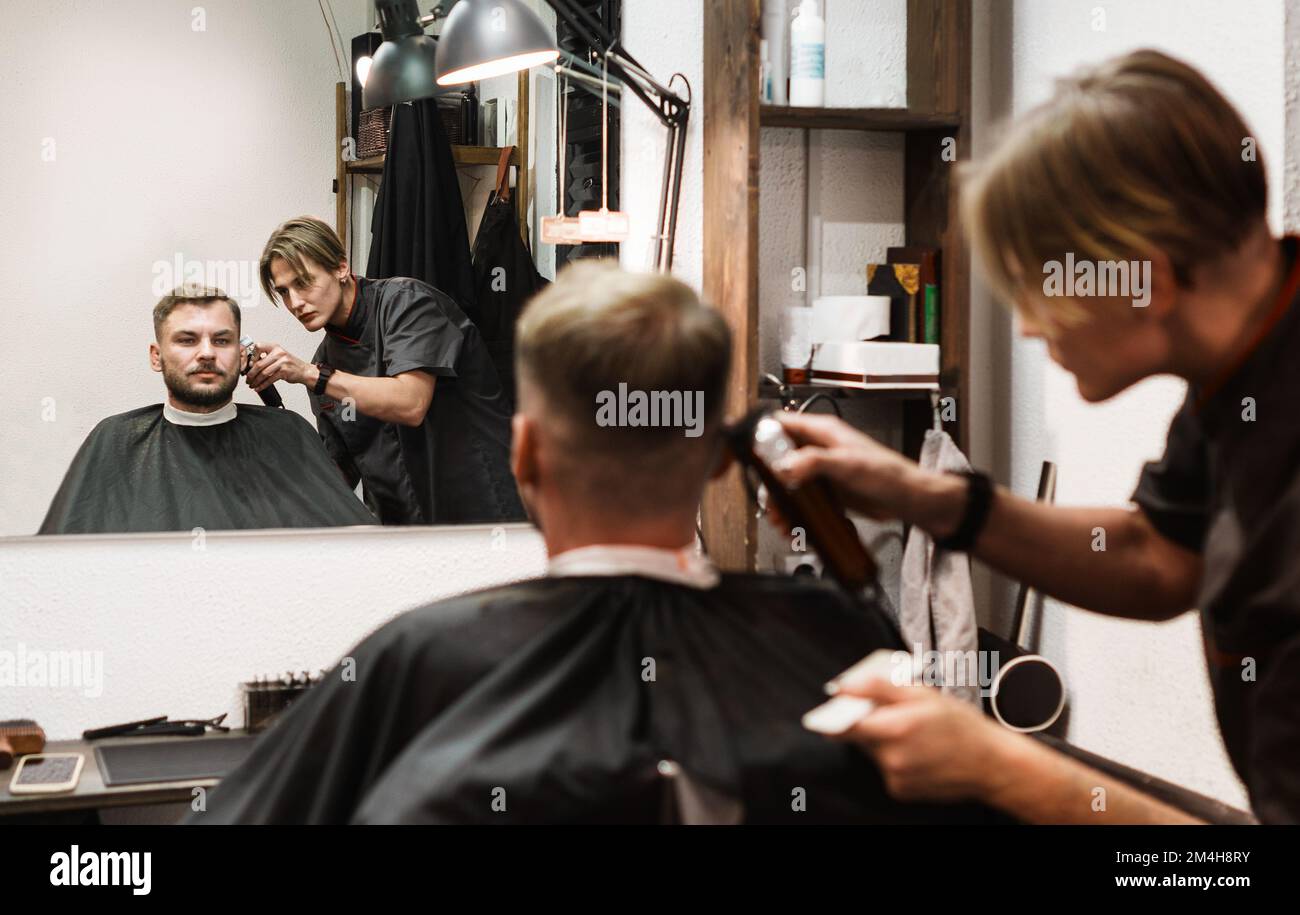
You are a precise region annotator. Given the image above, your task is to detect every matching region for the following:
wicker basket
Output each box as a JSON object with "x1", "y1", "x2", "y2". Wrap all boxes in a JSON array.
[{"x1": 358, "y1": 106, "x2": 392, "y2": 160}]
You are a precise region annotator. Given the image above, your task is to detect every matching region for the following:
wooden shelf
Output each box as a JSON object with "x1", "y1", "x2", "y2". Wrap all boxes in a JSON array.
[
  {"x1": 345, "y1": 155, "x2": 385, "y2": 174},
  {"x1": 760, "y1": 105, "x2": 961, "y2": 132},
  {"x1": 758, "y1": 381, "x2": 934, "y2": 402},
  {"x1": 344, "y1": 145, "x2": 523, "y2": 175},
  {"x1": 702, "y1": 0, "x2": 972, "y2": 571},
  {"x1": 450, "y1": 145, "x2": 523, "y2": 167}
]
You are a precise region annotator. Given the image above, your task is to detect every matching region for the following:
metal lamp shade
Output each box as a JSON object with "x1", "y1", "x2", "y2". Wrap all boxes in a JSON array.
[
  {"x1": 435, "y1": 0, "x2": 558, "y2": 86},
  {"x1": 363, "y1": 33, "x2": 446, "y2": 107}
]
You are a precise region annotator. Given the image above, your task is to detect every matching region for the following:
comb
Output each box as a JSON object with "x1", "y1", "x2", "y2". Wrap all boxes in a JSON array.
[{"x1": 0, "y1": 719, "x2": 46, "y2": 769}]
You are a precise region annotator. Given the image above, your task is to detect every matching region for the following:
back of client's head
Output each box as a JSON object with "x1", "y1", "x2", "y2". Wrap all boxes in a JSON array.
[{"x1": 513, "y1": 260, "x2": 731, "y2": 524}]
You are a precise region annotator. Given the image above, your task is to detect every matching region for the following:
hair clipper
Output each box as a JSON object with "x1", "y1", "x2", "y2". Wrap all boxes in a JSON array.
[
  {"x1": 240, "y1": 335, "x2": 284, "y2": 408},
  {"x1": 724, "y1": 409, "x2": 881, "y2": 600}
]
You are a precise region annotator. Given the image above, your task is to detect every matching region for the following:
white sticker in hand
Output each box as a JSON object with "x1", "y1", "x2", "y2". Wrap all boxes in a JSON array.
[{"x1": 802, "y1": 695, "x2": 877, "y2": 735}]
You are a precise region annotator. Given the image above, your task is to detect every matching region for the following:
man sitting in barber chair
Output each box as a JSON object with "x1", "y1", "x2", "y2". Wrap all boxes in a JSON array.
[
  {"x1": 190, "y1": 261, "x2": 1010, "y2": 825},
  {"x1": 39, "y1": 285, "x2": 375, "y2": 534}
]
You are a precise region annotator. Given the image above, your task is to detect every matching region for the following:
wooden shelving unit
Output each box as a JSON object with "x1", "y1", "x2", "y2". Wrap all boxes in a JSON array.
[
  {"x1": 344, "y1": 145, "x2": 523, "y2": 175},
  {"x1": 333, "y1": 70, "x2": 532, "y2": 254},
  {"x1": 702, "y1": 0, "x2": 972, "y2": 571},
  {"x1": 759, "y1": 105, "x2": 960, "y2": 131}
]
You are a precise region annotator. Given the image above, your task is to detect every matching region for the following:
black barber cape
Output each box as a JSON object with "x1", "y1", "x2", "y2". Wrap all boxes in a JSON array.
[
  {"x1": 191, "y1": 574, "x2": 1007, "y2": 824},
  {"x1": 309, "y1": 275, "x2": 524, "y2": 525},
  {"x1": 1132, "y1": 235, "x2": 1300, "y2": 823},
  {"x1": 367, "y1": 98, "x2": 477, "y2": 317},
  {"x1": 39, "y1": 404, "x2": 375, "y2": 534},
  {"x1": 470, "y1": 182, "x2": 547, "y2": 407}
]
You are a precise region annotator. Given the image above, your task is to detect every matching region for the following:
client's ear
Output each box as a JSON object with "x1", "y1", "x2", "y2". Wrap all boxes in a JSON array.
[
  {"x1": 511, "y1": 413, "x2": 538, "y2": 487},
  {"x1": 149, "y1": 342, "x2": 162, "y2": 373}
]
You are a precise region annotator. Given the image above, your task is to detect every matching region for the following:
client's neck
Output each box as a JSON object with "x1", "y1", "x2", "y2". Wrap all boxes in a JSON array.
[
  {"x1": 539, "y1": 502, "x2": 700, "y2": 558},
  {"x1": 167, "y1": 394, "x2": 233, "y2": 415}
]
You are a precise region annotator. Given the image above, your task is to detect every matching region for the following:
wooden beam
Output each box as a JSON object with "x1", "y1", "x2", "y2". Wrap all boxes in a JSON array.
[
  {"x1": 903, "y1": 1, "x2": 972, "y2": 456},
  {"x1": 335, "y1": 81, "x2": 348, "y2": 251},
  {"x1": 761, "y1": 106, "x2": 960, "y2": 131},
  {"x1": 906, "y1": 0, "x2": 969, "y2": 115},
  {"x1": 701, "y1": 0, "x2": 761, "y2": 572},
  {"x1": 517, "y1": 69, "x2": 531, "y2": 248}
]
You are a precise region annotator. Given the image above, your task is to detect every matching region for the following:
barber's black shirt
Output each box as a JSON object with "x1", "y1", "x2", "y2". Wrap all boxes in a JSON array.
[
  {"x1": 309, "y1": 275, "x2": 525, "y2": 525},
  {"x1": 1131, "y1": 236, "x2": 1300, "y2": 822}
]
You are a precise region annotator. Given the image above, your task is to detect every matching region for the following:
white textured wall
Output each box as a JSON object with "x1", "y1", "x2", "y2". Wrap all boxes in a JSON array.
[
  {"x1": 0, "y1": 524, "x2": 547, "y2": 740},
  {"x1": 0, "y1": 0, "x2": 375, "y2": 536},
  {"x1": 618, "y1": 0, "x2": 704, "y2": 284},
  {"x1": 971, "y1": 0, "x2": 1295, "y2": 808},
  {"x1": 1285, "y1": 2, "x2": 1300, "y2": 231}
]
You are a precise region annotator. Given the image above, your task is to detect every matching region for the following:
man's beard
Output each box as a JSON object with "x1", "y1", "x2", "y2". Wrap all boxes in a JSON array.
[{"x1": 161, "y1": 360, "x2": 238, "y2": 409}]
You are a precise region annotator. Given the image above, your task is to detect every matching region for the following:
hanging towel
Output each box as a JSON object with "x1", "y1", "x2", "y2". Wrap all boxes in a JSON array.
[{"x1": 899, "y1": 429, "x2": 981, "y2": 704}]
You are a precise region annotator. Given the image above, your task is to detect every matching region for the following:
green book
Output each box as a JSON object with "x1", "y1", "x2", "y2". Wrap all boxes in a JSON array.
[{"x1": 924, "y1": 284, "x2": 939, "y2": 345}]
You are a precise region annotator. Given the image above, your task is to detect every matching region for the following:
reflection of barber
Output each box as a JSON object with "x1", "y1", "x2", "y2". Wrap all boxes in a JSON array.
[
  {"x1": 774, "y1": 51, "x2": 1300, "y2": 824},
  {"x1": 250, "y1": 216, "x2": 524, "y2": 525}
]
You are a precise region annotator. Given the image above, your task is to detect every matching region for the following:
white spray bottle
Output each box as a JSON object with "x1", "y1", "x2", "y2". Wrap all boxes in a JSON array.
[{"x1": 789, "y1": 0, "x2": 825, "y2": 107}]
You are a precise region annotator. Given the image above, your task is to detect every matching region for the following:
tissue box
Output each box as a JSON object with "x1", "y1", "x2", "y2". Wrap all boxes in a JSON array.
[
  {"x1": 811, "y1": 295, "x2": 891, "y2": 343},
  {"x1": 811, "y1": 342, "x2": 940, "y2": 390}
]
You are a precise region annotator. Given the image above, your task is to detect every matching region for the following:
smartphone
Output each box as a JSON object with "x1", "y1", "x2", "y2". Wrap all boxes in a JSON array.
[{"x1": 9, "y1": 753, "x2": 85, "y2": 794}]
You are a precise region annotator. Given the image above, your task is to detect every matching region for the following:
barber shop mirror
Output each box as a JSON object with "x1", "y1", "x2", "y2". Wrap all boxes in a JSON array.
[{"x1": 1, "y1": 0, "x2": 622, "y2": 537}]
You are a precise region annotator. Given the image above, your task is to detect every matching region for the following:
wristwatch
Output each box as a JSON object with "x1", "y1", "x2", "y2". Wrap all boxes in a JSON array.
[{"x1": 313, "y1": 362, "x2": 336, "y2": 395}]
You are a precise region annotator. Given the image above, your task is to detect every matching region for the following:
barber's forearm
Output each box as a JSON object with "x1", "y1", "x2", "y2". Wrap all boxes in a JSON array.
[
  {"x1": 306, "y1": 366, "x2": 423, "y2": 427},
  {"x1": 983, "y1": 730, "x2": 1203, "y2": 825},
  {"x1": 903, "y1": 470, "x2": 1190, "y2": 621}
]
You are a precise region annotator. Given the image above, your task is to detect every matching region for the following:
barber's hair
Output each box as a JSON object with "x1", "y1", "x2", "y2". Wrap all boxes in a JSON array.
[
  {"x1": 152, "y1": 285, "x2": 240, "y2": 339},
  {"x1": 515, "y1": 260, "x2": 731, "y2": 509},
  {"x1": 962, "y1": 49, "x2": 1268, "y2": 324},
  {"x1": 258, "y1": 215, "x2": 347, "y2": 307}
]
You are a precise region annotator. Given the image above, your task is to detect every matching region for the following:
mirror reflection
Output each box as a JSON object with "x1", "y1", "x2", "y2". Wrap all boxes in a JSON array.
[{"x1": 3, "y1": 0, "x2": 623, "y2": 536}]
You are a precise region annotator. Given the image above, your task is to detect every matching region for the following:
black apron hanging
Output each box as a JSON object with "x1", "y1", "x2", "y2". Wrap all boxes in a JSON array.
[
  {"x1": 366, "y1": 99, "x2": 478, "y2": 320},
  {"x1": 470, "y1": 146, "x2": 547, "y2": 408}
]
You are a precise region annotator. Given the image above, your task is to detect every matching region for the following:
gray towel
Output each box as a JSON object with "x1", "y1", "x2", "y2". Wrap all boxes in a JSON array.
[{"x1": 899, "y1": 429, "x2": 980, "y2": 704}]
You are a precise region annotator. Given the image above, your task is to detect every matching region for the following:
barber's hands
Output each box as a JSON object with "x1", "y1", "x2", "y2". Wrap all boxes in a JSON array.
[
  {"x1": 769, "y1": 410, "x2": 946, "y2": 525},
  {"x1": 827, "y1": 673, "x2": 1014, "y2": 803},
  {"x1": 245, "y1": 341, "x2": 313, "y2": 392}
]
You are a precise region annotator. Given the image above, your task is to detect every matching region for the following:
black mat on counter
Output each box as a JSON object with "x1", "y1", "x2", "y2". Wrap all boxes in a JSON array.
[{"x1": 95, "y1": 737, "x2": 257, "y2": 787}]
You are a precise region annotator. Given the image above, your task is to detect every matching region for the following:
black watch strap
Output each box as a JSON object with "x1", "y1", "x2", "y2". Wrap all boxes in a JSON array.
[
  {"x1": 934, "y1": 470, "x2": 994, "y2": 552},
  {"x1": 314, "y1": 362, "x2": 335, "y2": 396}
]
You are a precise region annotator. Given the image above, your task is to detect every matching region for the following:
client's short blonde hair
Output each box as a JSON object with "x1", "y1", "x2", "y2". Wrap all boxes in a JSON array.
[
  {"x1": 515, "y1": 260, "x2": 731, "y2": 512},
  {"x1": 962, "y1": 49, "x2": 1267, "y2": 324},
  {"x1": 153, "y1": 285, "x2": 240, "y2": 340}
]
